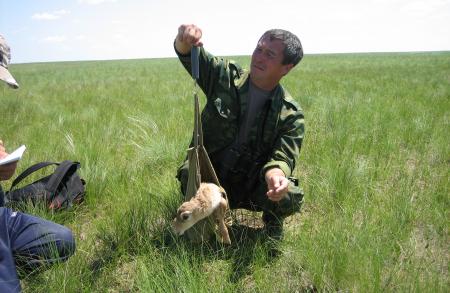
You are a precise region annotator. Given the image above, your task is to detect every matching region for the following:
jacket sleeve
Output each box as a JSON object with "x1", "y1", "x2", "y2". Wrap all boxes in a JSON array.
[
  {"x1": 262, "y1": 106, "x2": 304, "y2": 178},
  {"x1": 174, "y1": 42, "x2": 237, "y2": 102}
]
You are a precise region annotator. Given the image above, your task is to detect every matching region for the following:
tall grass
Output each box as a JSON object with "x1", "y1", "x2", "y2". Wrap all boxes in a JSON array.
[{"x1": 0, "y1": 52, "x2": 448, "y2": 292}]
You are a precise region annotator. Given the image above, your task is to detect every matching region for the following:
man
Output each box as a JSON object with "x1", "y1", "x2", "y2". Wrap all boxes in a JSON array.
[
  {"x1": 0, "y1": 34, "x2": 75, "y2": 293},
  {"x1": 175, "y1": 24, "x2": 305, "y2": 240}
]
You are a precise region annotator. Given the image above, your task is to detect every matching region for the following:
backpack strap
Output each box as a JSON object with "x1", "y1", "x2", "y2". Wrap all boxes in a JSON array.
[
  {"x1": 45, "y1": 160, "x2": 80, "y2": 195},
  {"x1": 10, "y1": 161, "x2": 57, "y2": 190}
]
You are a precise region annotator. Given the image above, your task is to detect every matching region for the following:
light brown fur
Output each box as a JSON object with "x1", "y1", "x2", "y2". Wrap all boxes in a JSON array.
[{"x1": 172, "y1": 183, "x2": 231, "y2": 244}]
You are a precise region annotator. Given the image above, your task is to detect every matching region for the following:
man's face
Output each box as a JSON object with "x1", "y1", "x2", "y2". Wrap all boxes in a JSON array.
[{"x1": 250, "y1": 35, "x2": 293, "y2": 89}]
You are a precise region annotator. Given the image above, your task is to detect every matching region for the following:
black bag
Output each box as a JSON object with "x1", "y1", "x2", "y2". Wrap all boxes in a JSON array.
[{"x1": 5, "y1": 160, "x2": 86, "y2": 210}]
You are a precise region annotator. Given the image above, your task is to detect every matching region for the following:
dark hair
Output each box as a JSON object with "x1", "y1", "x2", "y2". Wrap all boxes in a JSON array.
[{"x1": 261, "y1": 29, "x2": 303, "y2": 66}]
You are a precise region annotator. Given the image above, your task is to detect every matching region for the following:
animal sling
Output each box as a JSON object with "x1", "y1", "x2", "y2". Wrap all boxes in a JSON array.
[{"x1": 184, "y1": 46, "x2": 229, "y2": 243}]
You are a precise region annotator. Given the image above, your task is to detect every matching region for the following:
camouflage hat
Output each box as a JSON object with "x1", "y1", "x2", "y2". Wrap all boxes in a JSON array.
[{"x1": 0, "y1": 34, "x2": 19, "y2": 89}]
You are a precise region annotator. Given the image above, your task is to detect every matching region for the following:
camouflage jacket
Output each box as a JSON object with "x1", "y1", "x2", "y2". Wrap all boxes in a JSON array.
[{"x1": 176, "y1": 46, "x2": 304, "y2": 179}]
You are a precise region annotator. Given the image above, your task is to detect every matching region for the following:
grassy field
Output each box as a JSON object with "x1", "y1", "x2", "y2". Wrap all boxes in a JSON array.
[{"x1": 1, "y1": 51, "x2": 449, "y2": 292}]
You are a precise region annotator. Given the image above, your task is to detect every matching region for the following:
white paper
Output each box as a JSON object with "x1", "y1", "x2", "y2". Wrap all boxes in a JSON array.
[{"x1": 0, "y1": 145, "x2": 26, "y2": 165}]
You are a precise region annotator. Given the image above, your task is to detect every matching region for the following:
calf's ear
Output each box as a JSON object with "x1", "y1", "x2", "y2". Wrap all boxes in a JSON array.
[{"x1": 219, "y1": 186, "x2": 227, "y2": 198}]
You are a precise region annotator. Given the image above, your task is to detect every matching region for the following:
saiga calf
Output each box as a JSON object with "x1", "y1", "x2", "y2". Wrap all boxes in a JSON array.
[{"x1": 172, "y1": 183, "x2": 231, "y2": 244}]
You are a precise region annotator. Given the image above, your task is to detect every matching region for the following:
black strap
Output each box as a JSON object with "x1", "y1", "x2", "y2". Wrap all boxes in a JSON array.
[
  {"x1": 10, "y1": 161, "x2": 57, "y2": 190},
  {"x1": 45, "y1": 160, "x2": 80, "y2": 194}
]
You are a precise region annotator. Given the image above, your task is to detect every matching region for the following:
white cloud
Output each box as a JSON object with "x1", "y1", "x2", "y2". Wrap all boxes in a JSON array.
[
  {"x1": 32, "y1": 10, "x2": 70, "y2": 21},
  {"x1": 53, "y1": 10, "x2": 70, "y2": 15},
  {"x1": 43, "y1": 35, "x2": 67, "y2": 43},
  {"x1": 32, "y1": 13, "x2": 59, "y2": 20},
  {"x1": 75, "y1": 35, "x2": 86, "y2": 41},
  {"x1": 403, "y1": 0, "x2": 450, "y2": 15},
  {"x1": 78, "y1": 0, "x2": 117, "y2": 5}
]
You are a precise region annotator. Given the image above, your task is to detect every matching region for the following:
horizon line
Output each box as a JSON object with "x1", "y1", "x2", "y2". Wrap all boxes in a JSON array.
[{"x1": 11, "y1": 49, "x2": 450, "y2": 65}]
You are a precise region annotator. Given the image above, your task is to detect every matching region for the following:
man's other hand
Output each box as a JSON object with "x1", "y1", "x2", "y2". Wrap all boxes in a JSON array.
[{"x1": 265, "y1": 168, "x2": 289, "y2": 202}]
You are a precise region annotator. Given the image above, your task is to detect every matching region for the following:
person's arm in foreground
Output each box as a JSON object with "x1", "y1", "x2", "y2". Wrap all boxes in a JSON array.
[{"x1": 0, "y1": 140, "x2": 17, "y2": 181}]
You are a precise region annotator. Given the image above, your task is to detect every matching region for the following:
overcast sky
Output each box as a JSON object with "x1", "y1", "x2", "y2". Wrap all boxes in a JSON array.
[{"x1": 1, "y1": 0, "x2": 449, "y2": 63}]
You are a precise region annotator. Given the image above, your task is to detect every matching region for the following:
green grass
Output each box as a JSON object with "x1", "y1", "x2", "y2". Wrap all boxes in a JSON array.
[{"x1": 1, "y1": 51, "x2": 449, "y2": 292}]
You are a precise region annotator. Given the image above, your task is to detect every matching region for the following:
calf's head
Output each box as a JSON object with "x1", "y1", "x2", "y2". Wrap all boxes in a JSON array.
[{"x1": 172, "y1": 201, "x2": 197, "y2": 235}]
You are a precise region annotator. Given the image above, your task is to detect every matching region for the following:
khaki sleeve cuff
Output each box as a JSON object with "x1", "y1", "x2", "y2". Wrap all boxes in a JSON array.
[{"x1": 262, "y1": 161, "x2": 292, "y2": 179}]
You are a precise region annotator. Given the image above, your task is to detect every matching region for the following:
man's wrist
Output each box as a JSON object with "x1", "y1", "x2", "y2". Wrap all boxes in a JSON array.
[
  {"x1": 265, "y1": 167, "x2": 285, "y2": 181},
  {"x1": 262, "y1": 161, "x2": 292, "y2": 180},
  {"x1": 174, "y1": 39, "x2": 191, "y2": 56}
]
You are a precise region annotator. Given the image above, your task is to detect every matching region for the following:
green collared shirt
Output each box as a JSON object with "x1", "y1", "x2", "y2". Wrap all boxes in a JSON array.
[{"x1": 176, "y1": 45, "x2": 304, "y2": 178}]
